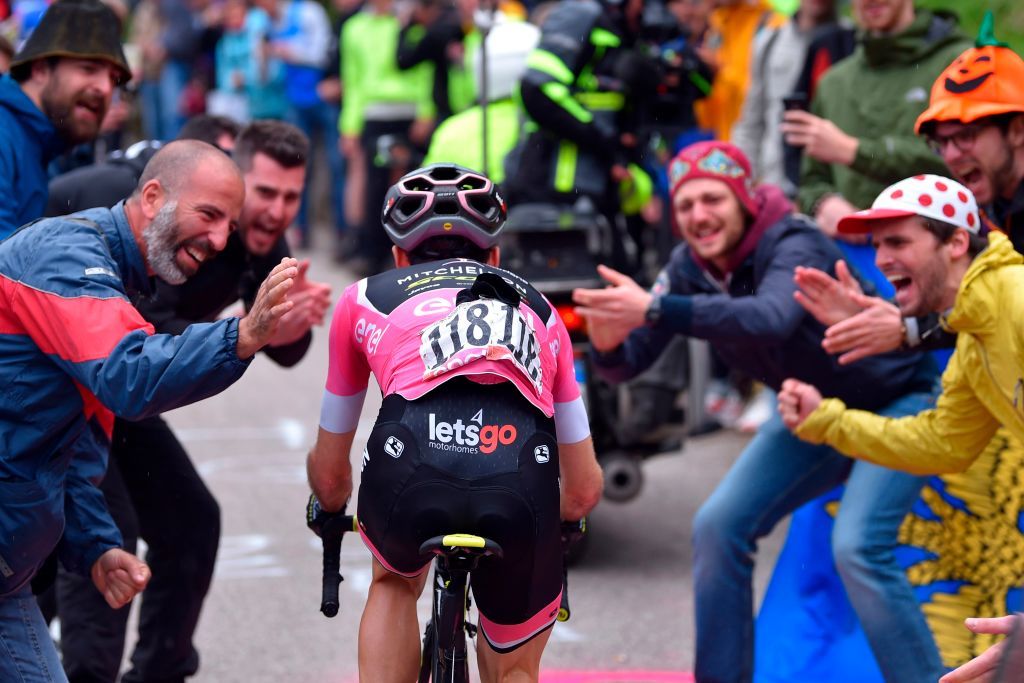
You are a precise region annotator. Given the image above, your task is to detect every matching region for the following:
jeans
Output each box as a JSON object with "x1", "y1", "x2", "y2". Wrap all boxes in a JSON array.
[
  {"x1": 692, "y1": 389, "x2": 943, "y2": 683},
  {"x1": 285, "y1": 101, "x2": 346, "y2": 243},
  {"x1": 0, "y1": 586, "x2": 68, "y2": 683}
]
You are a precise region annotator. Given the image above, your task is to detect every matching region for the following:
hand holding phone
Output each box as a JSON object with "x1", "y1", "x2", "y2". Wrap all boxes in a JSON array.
[{"x1": 782, "y1": 92, "x2": 808, "y2": 112}]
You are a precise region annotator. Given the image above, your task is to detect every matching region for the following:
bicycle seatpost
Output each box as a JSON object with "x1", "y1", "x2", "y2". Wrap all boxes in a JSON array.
[{"x1": 320, "y1": 514, "x2": 357, "y2": 618}]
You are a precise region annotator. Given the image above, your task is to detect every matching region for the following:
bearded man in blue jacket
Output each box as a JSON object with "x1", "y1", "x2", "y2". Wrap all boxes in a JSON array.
[
  {"x1": 0, "y1": 139, "x2": 297, "y2": 682},
  {"x1": 573, "y1": 141, "x2": 946, "y2": 683}
]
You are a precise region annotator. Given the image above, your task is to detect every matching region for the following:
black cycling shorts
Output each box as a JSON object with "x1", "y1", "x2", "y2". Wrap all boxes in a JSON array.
[{"x1": 357, "y1": 377, "x2": 562, "y2": 652}]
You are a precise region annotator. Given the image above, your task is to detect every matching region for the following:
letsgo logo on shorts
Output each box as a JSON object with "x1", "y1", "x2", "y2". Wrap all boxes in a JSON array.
[{"x1": 428, "y1": 411, "x2": 517, "y2": 454}]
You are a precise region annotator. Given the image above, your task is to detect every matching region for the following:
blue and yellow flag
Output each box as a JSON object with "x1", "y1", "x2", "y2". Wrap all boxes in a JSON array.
[{"x1": 756, "y1": 432, "x2": 1024, "y2": 679}]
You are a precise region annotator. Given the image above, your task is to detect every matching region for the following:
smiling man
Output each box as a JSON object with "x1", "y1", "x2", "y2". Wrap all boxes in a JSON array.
[
  {"x1": 0, "y1": 0, "x2": 131, "y2": 238},
  {"x1": 779, "y1": 173, "x2": 1018, "y2": 474},
  {"x1": 572, "y1": 140, "x2": 945, "y2": 683},
  {"x1": 0, "y1": 139, "x2": 298, "y2": 682},
  {"x1": 42, "y1": 120, "x2": 332, "y2": 683}
]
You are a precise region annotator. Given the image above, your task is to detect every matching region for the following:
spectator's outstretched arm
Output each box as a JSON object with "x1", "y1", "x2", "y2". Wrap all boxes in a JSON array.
[
  {"x1": 12, "y1": 236, "x2": 296, "y2": 418},
  {"x1": 784, "y1": 354, "x2": 999, "y2": 475},
  {"x1": 794, "y1": 261, "x2": 957, "y2": 360},
  {"x1": 573, "y1": 264, "x2": 677, "y2": 383}
]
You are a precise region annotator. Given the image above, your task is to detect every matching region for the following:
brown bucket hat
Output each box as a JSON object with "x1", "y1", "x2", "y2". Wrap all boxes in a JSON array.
[{"x1": 10, "y1": 0, "x2": 131, "y2": 84}]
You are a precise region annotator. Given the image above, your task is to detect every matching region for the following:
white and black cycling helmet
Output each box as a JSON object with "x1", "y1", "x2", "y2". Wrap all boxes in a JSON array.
[{"x1": 381, "y1": 163, "x2": 507, "y2": 251}]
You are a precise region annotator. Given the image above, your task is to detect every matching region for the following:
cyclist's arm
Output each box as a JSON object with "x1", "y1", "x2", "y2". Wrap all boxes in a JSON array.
[
  {"x1": 308, "y1": 287, "x2": 370, "y2": 511},
  {"x1": 307, "y1": 427, "x2": 356, "y2": 512},
  {"x1": 558, "y1": 436, "x2": 602, "y2": 521},
  {"x1": 551, "y1": 310, "x2": 602, "y2": 520}
]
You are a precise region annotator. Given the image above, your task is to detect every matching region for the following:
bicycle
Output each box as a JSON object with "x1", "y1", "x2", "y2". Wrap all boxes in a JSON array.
[{"x1": 318, "y1": 516, "x2": 584, "y2": 683}]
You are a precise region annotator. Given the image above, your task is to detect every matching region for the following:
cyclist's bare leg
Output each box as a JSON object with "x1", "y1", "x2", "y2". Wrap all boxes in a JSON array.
[
  {"x1": 477, "y1": 627, "x2": 552, "y2": 683},
  {"x1": 358, "y1": 558, "x2": 429, "y2": 683}
]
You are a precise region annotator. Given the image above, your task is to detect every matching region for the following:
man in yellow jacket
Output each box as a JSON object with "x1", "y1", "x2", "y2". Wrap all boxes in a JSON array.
[{"x1": 779, "y1": 173, "x2": 1022, "y2": 474}]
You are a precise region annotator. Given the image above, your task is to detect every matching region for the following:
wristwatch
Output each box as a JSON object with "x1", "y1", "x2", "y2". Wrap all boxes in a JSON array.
[{"x1": 645, "y1": 295, "x2": 664, "y2": 327}]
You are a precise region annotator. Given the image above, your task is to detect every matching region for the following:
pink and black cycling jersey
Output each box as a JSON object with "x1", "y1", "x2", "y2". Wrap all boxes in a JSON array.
[{"x1": 320, "y1": 259, "x2": 589, "y2": 444}]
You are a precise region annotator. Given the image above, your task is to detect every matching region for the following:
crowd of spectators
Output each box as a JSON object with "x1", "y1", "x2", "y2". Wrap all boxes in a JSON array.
[{"x1": 2, "y1": 0, "x2": 1024, "y2": 680}]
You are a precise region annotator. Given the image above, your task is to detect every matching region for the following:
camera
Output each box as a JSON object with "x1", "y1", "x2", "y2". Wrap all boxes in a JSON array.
[{"x1": 615, "y1": 2, "x2": 713, "y2": 138}]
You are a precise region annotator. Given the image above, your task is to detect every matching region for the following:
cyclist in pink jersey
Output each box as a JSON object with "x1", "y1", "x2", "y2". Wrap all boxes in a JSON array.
[{"x1": 305, "y1": 164, "x2": 603, "y2": 682}]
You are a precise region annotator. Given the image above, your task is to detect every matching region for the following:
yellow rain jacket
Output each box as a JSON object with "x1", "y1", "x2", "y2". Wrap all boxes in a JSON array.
[{"x1": 796, "y1": 232, "x2": 1024, "y2": 474}]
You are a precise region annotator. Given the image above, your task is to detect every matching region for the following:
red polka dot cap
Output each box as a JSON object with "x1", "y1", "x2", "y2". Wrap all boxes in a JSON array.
[{"x1": 837, "y1": 174, "x2": 980, "y2": 235}]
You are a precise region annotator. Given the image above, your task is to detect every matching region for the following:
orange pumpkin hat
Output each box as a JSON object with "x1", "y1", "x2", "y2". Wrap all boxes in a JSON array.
[{"x1": 915, "y1": 12, "x2": 1024, "y2": 134}]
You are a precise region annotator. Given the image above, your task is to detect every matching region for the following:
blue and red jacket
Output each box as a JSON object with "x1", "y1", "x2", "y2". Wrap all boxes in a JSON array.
[{"x1": 0, "y1": 203, "x2": 252, "y2": 597}]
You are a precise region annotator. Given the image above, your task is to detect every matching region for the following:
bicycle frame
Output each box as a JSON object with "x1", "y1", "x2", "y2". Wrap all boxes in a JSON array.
[
  {"x1": 418, "y1": 534, "x2": 502, "y2": 683},
  {"x1": 317, "y1": 518, "x2": 584, "y2": 681}
]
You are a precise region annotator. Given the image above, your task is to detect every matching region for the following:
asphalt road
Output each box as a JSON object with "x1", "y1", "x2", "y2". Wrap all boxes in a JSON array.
[{"x1": 128, "y1": 248, "x2": 787, "y2": 682}]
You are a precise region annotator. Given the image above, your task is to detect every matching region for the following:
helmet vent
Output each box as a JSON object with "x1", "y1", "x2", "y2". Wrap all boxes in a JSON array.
[
  {"x1": 430, "y1": 166, "x2": 461, "y2": 181},
  {"x1": 396, "y1": 196, "x2": 425, "y2": 219},
  {"x1": 404, "y1": 178, "x2": 434, "y2": 192},
  {"x1": 459, "y1": 176, "x2": 487, "y2": 190},
  {"x1": 468, "y1": 195, "x2": 496, "y2": 218}
]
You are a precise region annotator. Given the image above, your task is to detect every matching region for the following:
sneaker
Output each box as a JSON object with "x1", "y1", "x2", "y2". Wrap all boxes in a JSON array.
[
  {"x1": 737, "y1": 388, "x2": 775, "y2": 434},
  {"x1": 704, "y1": 379, "x2": 744, "y2": 429}
]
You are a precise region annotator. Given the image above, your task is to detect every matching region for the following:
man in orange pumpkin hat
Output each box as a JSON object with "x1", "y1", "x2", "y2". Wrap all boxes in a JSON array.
[{"x1": 916, "y1": 12, "x2": 1024, "y2": 246}]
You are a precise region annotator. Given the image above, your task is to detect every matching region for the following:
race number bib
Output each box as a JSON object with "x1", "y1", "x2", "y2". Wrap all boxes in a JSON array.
[{"x1": 420, "y1": 299, "x2": 543, "y2": 392}]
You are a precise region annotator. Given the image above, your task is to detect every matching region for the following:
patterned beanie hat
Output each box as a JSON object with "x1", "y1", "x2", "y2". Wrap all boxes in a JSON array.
[{"x1": 667, "y1": 141, "x2": 758, "y2": 216}]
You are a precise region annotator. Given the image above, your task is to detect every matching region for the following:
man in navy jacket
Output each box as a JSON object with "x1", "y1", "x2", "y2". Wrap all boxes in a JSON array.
[
  {"x1": 0, "y1": 140, "x2": 297, "y2": 681},
  {"x1": 573, "y1": 141, "x2": 945, "y2": 682}
]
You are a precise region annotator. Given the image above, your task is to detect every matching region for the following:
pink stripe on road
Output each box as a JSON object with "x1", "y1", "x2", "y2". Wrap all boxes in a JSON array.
[{"x1": 540, "y1": 672, "x2": 695, "y2": 682}]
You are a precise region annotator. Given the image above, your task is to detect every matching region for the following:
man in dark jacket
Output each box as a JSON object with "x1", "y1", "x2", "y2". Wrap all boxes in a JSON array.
[
  {"x1": 0, "y1": 0, "x2": 131, "y2": 238},
  {"x1": 0, "y1": 139, "x2": 298, "y2": 682},
  {"x1": 46, "y1": 120, "x2": 330, "y2": 683},
  {"x1": 572, "y1": 141, "x2": 944, "y2": 682}
]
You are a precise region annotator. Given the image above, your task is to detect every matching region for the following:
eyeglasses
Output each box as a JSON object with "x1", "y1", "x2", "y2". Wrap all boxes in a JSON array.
[{"x1": 926, "y1": 123, "x2": 992, "y2": 155}]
